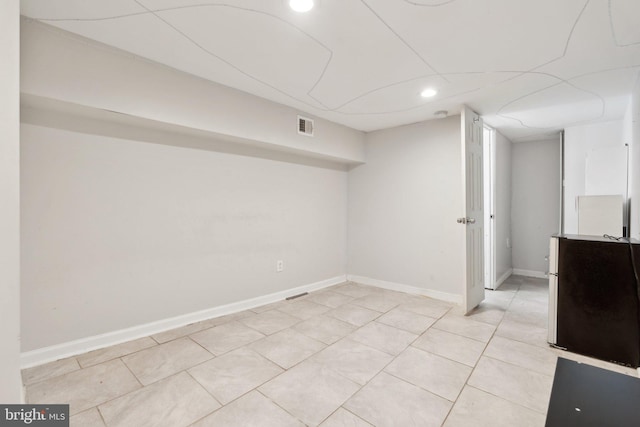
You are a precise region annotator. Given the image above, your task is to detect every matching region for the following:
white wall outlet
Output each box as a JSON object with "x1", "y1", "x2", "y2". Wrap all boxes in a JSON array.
[
  {"x1": 506, "y1": 238, "x2": 511, "y2": 248},
  {"x1": 276, "y1": 260, "x2": 284, "y2": 272}
]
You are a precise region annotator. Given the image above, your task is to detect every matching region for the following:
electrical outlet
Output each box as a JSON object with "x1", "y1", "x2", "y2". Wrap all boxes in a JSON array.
[
  {"x1": 276, "y1": 260, "x2": 284, "y2": 272},
  {"x1": 506, "y1": 238, "x2": 511, "y2": 248}
]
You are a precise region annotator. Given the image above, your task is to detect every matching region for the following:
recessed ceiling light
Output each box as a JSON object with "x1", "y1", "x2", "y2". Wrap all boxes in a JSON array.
[
  {"x1": 289, "y1": 0, "x2": 314, "y2": 12},
  {"x1": 421, "y1": 88, "x2": 438, "y2": 98}
]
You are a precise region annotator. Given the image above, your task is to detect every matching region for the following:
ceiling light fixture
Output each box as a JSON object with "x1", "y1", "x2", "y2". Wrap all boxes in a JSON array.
[
  {"x1": 289, "y1": 0, "x2": 314, "y2": 12},
  {"x1": 421, "y1": 88, "x2": 438, "y2": 98}
]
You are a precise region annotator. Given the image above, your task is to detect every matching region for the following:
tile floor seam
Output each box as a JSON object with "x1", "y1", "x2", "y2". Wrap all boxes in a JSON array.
[
  {"x1": 430, "y1": 322, "x2": 494, "y2": 344},
  {"x1": 381, "y1": 369, "x2": 460, "y2": 404},
  {"x1": 121, "y1": 339, "x2": 215, "y2": 387},
  {"x1": 152, "y1": 324, "x2": 216, "y2": 345},
  {"x1": 186, "y1": 335, "x2": 217, "y2": 360},
  {"x1": 292, "y1": 317, "x2": 355, "y2": 345},
  {"x1": 184, "y1": 369, "x2": 224, "y2": 408},
  {"x1": 286, "y1": 306, "x2": 442, "y2": 425},
  {"x1": 119, "y1": 356, "x2": 145, "y2": 389},
  {"x1": 340, "y1": 406, "x2": 373, "y2": 426},
  {"x1": 493, "y1": 329, "x2": 549, "y2": 348},
  {"x1": 328, "y1": 306, "x2": 385, "y2": 326},
  {"x1": 440, "y1": 285, "x2": 524, "y2": 426},
  {"x1": 310, "y1": 379, "x2": 362, "y2": 426},
  {"x1": 240, "y1": 312, "x2": 303, "y2": 336},
  {"x1": 255, "y1": 388, "x2": 308, "y2": 426},
  {"x1": 319, "y1": 318, "x2": 450, "y2": 424},
  {"x1": 78, "y1": 361, "x2": 145, "y2": 422},
  {"x1": 183, "y1": 356, "x2": 219, "y2": 378},
  {"x1": 251, "y1": 335, "x2": 328, "y2": 374},
  {"x1": 21, "y1": 357, "x2": 82, "y2": 387},
  {"x1": 96, "y1": 406, "x2": 108, "y2": 427},
  {"x1": 466, "y1": 384, "x2": 549, "y2": 416},
  {"x1": 452, "y1": 283, "x2": 552, "y2": 420},
  {"x1": 463, "y1": 375, "x2": 549, "y2": 417},
  {"x1": 97, "y1": 370, "x2": 221, "y2": 427},
  {"x1": 349, "y1": 300, "x2": 399, "y2": 314},
  {"x1": 478, "y1": 353, "x2": 555, "y2": 379},
  {"x1": 470, "y1": 309, "x2": 508, "y2": 327},
  {"x1": 317, "y1": 404, "x2": 371, "y2": 427},
  {"x1": 79, "y1": 339, "x2": 159, "y2": 369}
]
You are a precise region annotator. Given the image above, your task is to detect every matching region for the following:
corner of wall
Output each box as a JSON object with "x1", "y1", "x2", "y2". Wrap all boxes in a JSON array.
[{"x1": 0, "y1": 0, "x2": 23, "y2": 403}]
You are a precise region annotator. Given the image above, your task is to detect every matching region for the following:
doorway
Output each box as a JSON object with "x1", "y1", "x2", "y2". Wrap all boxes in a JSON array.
[{"x1": 483, "y1": 126, "x2": 496, "y2": 290}]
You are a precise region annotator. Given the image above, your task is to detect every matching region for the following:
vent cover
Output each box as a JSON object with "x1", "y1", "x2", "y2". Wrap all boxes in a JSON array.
[{"x1": 297, "y1": 115, "x2": 314, "y2": 136}]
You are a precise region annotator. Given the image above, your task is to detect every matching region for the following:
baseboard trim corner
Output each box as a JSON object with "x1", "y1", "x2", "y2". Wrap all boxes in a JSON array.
[
  {"x1": 512, "y1": 269, "x2": 547, "y2": 279},
  {"x1": 346, "y1": 275, "x2": 461, "y2": 304},
  {"x1": 20, "y1": 275, "x2": 347, "y2": 369},
  {"x1": 494, "y1": 268, "x2": 513, "y2": 289}
]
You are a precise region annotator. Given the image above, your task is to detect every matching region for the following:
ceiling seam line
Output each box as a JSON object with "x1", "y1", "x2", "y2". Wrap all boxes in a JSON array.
[
  {"x1": 358, "y1": 0, "x2": 450, "y2": 84},
  {"x1": 132, "y1": 1, "x2": 334, "y2": 113}
]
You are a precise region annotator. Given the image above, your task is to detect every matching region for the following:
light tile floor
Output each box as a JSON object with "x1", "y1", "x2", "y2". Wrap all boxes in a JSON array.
[{"x1": 23, "y1": 276, "x2": 640, "y2": 427}]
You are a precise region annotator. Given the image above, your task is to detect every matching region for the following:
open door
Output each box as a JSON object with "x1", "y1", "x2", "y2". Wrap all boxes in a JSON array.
[{"x1": 460, "y1": 106, "x2": 485, "y2": 313}]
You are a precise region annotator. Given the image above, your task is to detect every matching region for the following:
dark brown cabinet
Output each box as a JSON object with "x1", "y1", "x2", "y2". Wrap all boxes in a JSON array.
[{"x1": 548, "y1": 234, "x2": 640, "y2": 368}]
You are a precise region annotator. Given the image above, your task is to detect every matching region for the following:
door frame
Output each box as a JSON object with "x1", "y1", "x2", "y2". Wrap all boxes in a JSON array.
[{"x1": 483, "y1": 125, "x2": 496, "y2": 290}]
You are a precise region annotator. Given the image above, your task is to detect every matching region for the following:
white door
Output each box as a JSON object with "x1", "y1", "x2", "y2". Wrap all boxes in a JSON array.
[{"x1": 460, "y1": 106, "x2": 485, "y2": 313}]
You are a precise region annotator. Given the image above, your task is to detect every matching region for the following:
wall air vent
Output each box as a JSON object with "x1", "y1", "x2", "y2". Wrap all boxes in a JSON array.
[{"x1": 297, "y1": 115, "x2": 314, "y2": 137}]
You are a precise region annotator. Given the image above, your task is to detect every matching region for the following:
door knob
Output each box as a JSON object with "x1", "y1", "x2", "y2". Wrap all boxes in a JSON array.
[{"x1": 457, "y1": 217, "x2": 476, "y2": 224}]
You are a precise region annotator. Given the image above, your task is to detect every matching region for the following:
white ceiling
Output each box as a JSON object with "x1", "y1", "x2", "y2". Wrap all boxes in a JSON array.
[{"x1": 20, "y1": 0, "x2": 640, "y2": 141}]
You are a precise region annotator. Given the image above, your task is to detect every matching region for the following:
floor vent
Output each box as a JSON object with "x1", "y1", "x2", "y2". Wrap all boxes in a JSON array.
[
  {"x1": 286, "y1": 292, "x2": 308, "y2": 300},
  {"x1": 298, "y1": 116, "x2": 314, "y2": 136}
]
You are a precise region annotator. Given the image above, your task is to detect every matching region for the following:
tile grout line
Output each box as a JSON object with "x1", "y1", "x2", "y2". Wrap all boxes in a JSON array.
[
  {"x1": 184, "y1": 369, "x2": 224, "y2": 408},
  {"x1": 21, "y1": 357, "x2": 83, "y2": 389},
  {"x1": 255, "y1": 388, "x2": 308, "y2": 426},
  {"x1": 78, "y1": 338, "x2": 159, "y2": 370},
  {"x1": 243, "y1": 286, "x2": 436, "y2": 425},
  {"x1": 439, "y1": 282, "x2": 523, "y2": 426},
  {"x1": 95, "y1": 406, "x2": 109, "y2": 427},
  {"x1": 76, "y1": 358, "x2": 145, "y2": 424},
  {"x1": 441, "y1": 281, "x2": 561, "y2": 422},
  {"x1": 314, "y1": 298, "x2": 457, "y2": 425}
]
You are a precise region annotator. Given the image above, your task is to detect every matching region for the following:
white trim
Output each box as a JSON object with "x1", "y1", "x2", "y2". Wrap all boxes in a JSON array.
[
  {"x1": 512, "y1": 269, "x2": 547, "y2": 279},
  {"x1": 494, "y1": 268, "x2": 513, "y2": 290},
  {"x1": 347, "y1": 275, "x2": 462, "y2": 305},
  {"x1": 21, "y1": 275, "x2": 346, "y2": 368}
]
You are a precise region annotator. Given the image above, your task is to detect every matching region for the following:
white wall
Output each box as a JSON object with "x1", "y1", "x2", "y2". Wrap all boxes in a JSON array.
[
  {"x1": 628, "y1": 75, "x2": 640, "y2": 239},
  {"x1": 348, "y1": 116, "x2": 464, "y2": 299},
  {"x1": 0, "y1": 0, "x2": 22, "y2": 402},
  {"x1": 20, "y1": 19, "x2": 365, "y2": 164},
  {"x1": 563, "y1": 120, "x2": 626, "y2": 234},
  {"x1": 511, "y1": 139, "x2": 561, "y2": 274},
  {"x1": 21, "y1": 123, "x2": 348, "y2": 351},
  {"x1": 494, "y1": 131, "x2": 513, "y2": 282}
]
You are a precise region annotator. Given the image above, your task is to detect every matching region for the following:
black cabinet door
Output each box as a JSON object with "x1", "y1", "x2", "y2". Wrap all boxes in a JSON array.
[{"x1": 557, "y1": 238, "x2": 640, "y2": 367}]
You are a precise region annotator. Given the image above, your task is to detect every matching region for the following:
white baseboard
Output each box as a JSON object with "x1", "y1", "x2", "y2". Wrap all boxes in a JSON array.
[
  {"x1": 494, "y1": 268, "x2": 513, "y2": 289},
  {"x1": 512, "y1": 269, "x2": 547, "y2": 279},
  {"x1": 21, "y1": 275, "x2": 347, "y2": 369},
  {"x1": 347, "y1": 275, "x2": 462, "y2": 305}
]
